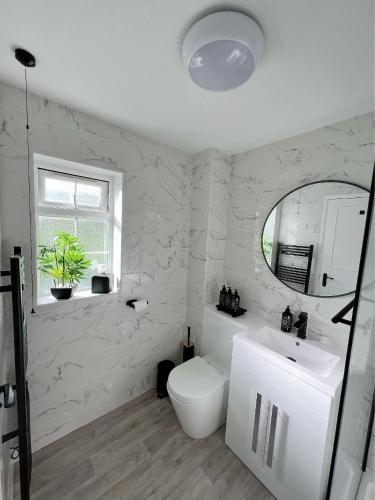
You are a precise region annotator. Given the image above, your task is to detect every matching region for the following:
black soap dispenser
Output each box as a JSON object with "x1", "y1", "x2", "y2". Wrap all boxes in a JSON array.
[
  {"x1": 281, "y1": 306, "x2": 293, "y2": 333},
  {"x1": 225, "y1": 287, "x2": 233, "y2": 312},
  {"x1": 219, "y1": 285, "x2": 226, "y2": 308},
  {"x1": 231, "y1": 289, "x2": 240, "y2": 314}
]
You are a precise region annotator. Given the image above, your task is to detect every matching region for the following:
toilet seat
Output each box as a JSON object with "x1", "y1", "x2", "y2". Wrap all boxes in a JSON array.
[{"x1": 167, "y1": 356, "x2": 227, "y2": 404}]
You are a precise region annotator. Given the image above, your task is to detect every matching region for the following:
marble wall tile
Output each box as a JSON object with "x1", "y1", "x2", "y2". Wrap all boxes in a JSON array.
[
  {"x1": 186, "y1": 151, "x2": 211, "y2": 348},
  {"x1": 0, "y1": 81, "x2": 191, "y2": 451},
  {"x1": 205, "y1": 151, "x2": 230, "y2": 304},
  {"x1": 1, "y1": 77, "x2": 373, "y2": 462},
  {"x1": 225, "y1": 112, "x2": 374, "y2": 352},
  {"x1": 186, "y1": 149, "x2": 230, "y2": 348}
]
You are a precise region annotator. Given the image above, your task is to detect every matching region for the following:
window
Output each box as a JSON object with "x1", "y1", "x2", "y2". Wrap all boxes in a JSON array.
[{"x1": 34, "y1": 156, "x2": 122, "y2": 299}]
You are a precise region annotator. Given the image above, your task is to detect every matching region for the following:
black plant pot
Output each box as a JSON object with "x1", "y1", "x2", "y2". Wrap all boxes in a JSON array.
[{"x1": 50, "y1": 287, "x2": 73, "y2": 300}]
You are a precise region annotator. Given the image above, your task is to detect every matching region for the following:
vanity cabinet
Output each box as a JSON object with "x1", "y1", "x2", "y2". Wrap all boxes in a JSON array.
[{"x1": 226, "y1": 338, "x2": 338, "y2": 500}]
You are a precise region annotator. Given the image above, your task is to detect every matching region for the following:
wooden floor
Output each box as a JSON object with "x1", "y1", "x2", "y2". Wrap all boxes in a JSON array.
[{"x1": 14, "y1": 391, "x2": 274, "y2": 500}]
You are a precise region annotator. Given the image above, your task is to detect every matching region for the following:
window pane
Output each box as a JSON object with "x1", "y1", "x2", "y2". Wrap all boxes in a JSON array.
[
  {"x1": 38, "y1": 216, "x2": 76, "y2": 245},
  {"x1": 76, "y1": 182, "x2": 105, "y2": 209},
  {"x1": 76, "y1": 219, "x2": 109, "y2": 253},
  {"x1": 44, "y1": 176, "x2": 75, "y2": 206},
  {"x1": 37, "y1": 216, "x2": 76, "y2": 295}
]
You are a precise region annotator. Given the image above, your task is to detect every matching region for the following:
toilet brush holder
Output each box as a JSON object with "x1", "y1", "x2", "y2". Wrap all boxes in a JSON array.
[
  {"x1": 183, "y1": 326, "x2": 194, "y2": 363},
  {"x1": 183, "y1": 341, "x2": 194, "y2": 363}
]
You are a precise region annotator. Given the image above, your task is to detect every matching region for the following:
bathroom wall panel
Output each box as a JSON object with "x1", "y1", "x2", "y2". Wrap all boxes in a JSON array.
[
  {"x1": 186, "y1": 150, "x2": 211, "y2": 350},
  {"x1": 205, "y1": 151, "x2": 230, "y2": 304},
  {"x1": 0, "y1": 82, "x2": 191, "y2": 451},
  {"x1": 186, "y1": 149, "x2": 230, "y2": 351},
  {"x1": 0, "y1": 79, "x2": 373, "y2": 458},
  {"x1": 225, "y1": 112, "x2": 374, "y2": 352}
]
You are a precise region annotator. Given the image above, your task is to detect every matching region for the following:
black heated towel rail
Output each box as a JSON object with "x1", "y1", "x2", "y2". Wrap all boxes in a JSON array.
[
  {"x1": 0, "y1": 248, "x2": 32, "y2": 500},
  {"x1": 275, "y1": 243, "x2": 314, "y2": 294}
]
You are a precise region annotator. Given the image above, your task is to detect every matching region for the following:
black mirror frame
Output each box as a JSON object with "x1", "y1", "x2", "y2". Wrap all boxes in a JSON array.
[{"x1": 261, "y1": 179, "x2": 370, "y2": 298}]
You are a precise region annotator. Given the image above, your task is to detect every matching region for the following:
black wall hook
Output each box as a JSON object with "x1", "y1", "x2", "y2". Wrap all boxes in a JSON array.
[{"x1": 126, "y1": 299, "x2": 148, "y2": 309}]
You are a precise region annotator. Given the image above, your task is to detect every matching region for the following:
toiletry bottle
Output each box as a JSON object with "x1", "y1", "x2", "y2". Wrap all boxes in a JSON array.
[
  {"x1": 225, "y1": 287, "x2": 233, "y2": 312},
  {"x1": 231, "y1": 289, "x2": 240, "y2": 314},
  {"x1": 219, "y1": 285, "x2": 226, "y2": 308},
  {"x1": 281, "y1": 306, "x2": 293, "y2": 332}
]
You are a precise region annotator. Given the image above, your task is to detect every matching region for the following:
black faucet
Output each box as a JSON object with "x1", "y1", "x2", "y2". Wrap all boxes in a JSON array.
[{"x1": 294, "y1": 312, "x2": 308, "y2": 339}]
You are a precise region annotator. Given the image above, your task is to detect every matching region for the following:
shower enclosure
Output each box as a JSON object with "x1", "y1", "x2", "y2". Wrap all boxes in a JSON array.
[{"x1": 327, "y1": 166, "x2": 375, "y2": 500}]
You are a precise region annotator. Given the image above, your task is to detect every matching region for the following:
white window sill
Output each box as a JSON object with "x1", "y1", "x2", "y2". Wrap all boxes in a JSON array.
[{"x1": 34, "y1": 288, "x2": 120, "y2": 312}]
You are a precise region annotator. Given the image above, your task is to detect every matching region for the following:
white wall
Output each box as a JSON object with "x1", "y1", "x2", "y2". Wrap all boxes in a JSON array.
[
  {"x1": 0, "y1": 77, "x2": 373, "y2": 459},
  {"x1": 186, "y1": 149, "x2": 230, "y2": 351},
  {"x1": 224, "y1": 112, "x2": 374, "y2": 352},
  {"x1": 0, "y1": 82, "x2": 191, "y2": 451}
]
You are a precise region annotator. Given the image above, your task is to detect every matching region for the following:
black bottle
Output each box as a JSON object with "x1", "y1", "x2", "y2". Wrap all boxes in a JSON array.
[
  {"x1": 225, "y1": 287, "x2": 233, "y2": 312},
  {"x1": 231, "y1": 289, "x2": 240, "y2": 314},
  {"x1": 219, "y1": 285, "x2": 226, "y2": 308},
  {"x1": 281, "y1": 306, "x2": 293, "y2": 333}
]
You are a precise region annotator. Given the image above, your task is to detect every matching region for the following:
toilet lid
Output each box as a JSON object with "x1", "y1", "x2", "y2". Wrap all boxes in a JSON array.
[{"x1": 167, "y1": 356, "x2": 227, "y2": 404}]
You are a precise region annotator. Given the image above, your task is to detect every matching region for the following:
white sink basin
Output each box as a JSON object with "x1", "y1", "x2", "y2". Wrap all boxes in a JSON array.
[
  {"x1": 250, "y1": 326, "x2": 341, "y2": 378},
  {"x1": 204, "y1": 304, "x2": 345, "y2": 396}
]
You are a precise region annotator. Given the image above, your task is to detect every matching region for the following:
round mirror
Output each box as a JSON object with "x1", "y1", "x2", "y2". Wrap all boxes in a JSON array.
[{"x1": 262, "y1": 181, "x2": 369, "y2": 297}]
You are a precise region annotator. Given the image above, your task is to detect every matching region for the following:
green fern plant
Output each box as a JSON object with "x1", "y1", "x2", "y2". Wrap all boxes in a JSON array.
[
  {"x1": 262, "y1": 237, "x2": 273, "y2": 262},
  {"x1": 38, "y1": 232, "x2": 91, "y2": 288}
]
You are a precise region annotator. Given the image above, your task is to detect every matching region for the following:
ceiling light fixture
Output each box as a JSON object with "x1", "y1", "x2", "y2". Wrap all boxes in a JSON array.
[{"x1": 182, "y1": 11, "x2": 264, "y2": 92}]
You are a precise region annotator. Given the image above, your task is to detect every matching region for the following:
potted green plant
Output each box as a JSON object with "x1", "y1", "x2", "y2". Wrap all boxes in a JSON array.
[{"x1": 38, "y1": 232, "x2": 92, "y2": 300}]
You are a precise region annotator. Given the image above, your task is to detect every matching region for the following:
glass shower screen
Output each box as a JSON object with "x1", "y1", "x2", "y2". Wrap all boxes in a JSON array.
[{"x1": 328, "y1": 167, "x2": 375, "y2": 500}]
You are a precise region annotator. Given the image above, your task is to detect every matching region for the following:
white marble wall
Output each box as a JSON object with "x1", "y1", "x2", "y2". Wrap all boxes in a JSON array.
[
  {"x1": 0, "y1": 82, "x2": 191, "y2": 451},
  {"x1": 186, "y1": 150, "x2": 210, "y2": 350},
  {"x1": 186, "y1": 149, "x2": 229, "y2": 351},
  {"x1": 0, "y1": 76, "x2": 373, "y2": 458},
  {"x1": 225, "y1": 112, "x2": 374, "y2": 352},
  {"x1": 205, "y1": 152, "x2": 230, "y2": 304}
]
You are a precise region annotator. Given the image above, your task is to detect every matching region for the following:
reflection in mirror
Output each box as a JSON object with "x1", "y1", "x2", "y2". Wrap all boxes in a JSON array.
[{"x1": 262, "y1": 181, "x2": 369, "y2": 297}]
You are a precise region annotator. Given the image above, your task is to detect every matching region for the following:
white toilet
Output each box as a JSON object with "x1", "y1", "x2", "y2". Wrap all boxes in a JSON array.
[
  {"x1": 167, "y1": 354, "x2": 229, "y2": 439},
  {"x1": 167, "y1": 307, "x2": 242, "y2": 439}
]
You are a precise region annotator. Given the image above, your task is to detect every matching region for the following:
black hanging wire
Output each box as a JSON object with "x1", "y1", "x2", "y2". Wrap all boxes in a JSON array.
[{"x1": 24, "y1": 67, "x2": 36, "y2": 313}]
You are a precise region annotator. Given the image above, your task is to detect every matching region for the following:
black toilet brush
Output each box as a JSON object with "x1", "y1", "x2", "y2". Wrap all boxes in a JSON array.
[{"x1": 183, "y1": 326, "x2": 195, "y2": 362}]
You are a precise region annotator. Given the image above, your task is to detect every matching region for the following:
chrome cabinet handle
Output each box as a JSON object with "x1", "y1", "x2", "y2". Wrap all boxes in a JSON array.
[
  {"x1": 266, "y1": 404, "x2": 278, "y2": 468},
  {"x1": 251, "y1": 393, "x2": 262, "y2": 453}
]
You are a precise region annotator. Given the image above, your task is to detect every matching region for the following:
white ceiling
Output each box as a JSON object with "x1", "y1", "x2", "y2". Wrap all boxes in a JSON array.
[{"x1": 0, "y1": 0, "x2": 373, "y2": 154}]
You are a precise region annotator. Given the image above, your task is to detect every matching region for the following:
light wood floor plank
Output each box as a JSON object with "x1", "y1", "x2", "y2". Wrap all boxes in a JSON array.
[{"x1": 14, "y1": 390, "x2": 274, "y2": 500}]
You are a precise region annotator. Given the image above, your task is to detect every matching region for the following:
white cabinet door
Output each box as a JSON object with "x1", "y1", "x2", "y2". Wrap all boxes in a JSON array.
[
  {"x1": 264, "y1": 384, "x2": 328, "y2": 500},
  {"x1": 225, "y1": 349, "x2": 270, "y2": 472}
]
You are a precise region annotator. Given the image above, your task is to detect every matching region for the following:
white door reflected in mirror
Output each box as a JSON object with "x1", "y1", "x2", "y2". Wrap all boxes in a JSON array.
[{"x1": 318, "y1": 195, "x2": 368, "y2": 296}]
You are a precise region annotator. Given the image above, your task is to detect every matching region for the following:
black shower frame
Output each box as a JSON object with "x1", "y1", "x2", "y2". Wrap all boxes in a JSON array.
[{"x1": 325, "y1": 164, "x2": 375, "y2": 499}]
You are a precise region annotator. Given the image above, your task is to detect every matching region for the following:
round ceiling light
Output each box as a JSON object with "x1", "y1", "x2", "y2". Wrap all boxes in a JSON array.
[{"x1": 182, "y1": 11, "x2": 264, "y2": 92}]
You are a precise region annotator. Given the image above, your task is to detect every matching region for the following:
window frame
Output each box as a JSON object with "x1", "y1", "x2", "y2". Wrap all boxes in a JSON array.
[
  {"x1": 33, "y1": 155, "x2": 122, "y2": 302},
  {"x1": 38, "y1": 168, "x2": 110, "y2": 213}
]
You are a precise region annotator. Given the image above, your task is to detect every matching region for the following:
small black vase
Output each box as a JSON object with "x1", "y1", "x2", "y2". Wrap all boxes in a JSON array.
[{"x1": 50, "y1": 287, "x2": 73, "y2": 300}]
